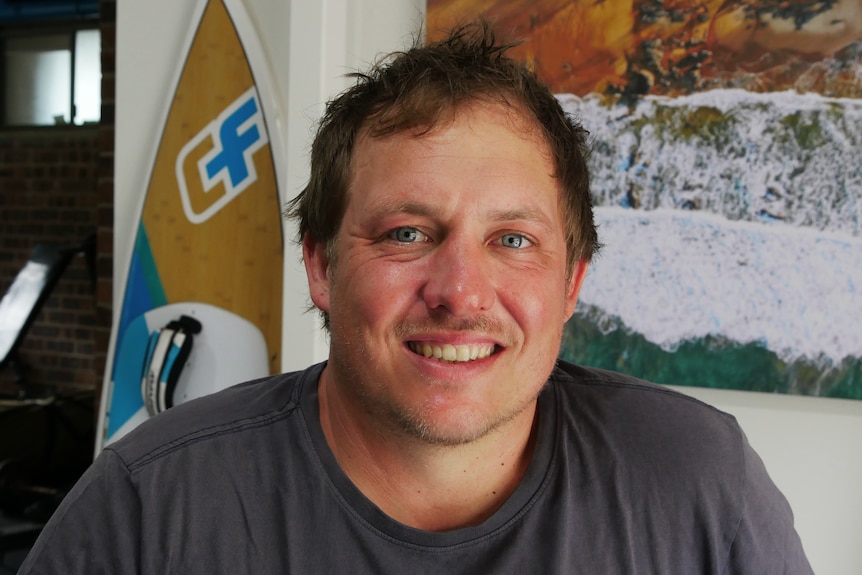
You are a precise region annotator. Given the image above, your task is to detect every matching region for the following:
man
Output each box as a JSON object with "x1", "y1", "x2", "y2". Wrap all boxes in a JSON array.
[{"x1": 21, "y1": 23, "x2": 811, "y2": 574}]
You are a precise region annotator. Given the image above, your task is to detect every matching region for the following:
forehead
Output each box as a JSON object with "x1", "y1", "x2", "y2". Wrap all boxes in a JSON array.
[
  {"x1": 356, "y1": 100, "x2": 549, "y2": 160},
  {"x1": 347, "y1": 103, "x2": 560, "y2": 210}
]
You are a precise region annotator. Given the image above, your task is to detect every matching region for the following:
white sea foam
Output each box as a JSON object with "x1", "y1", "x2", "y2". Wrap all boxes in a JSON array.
[
  {"x1": 558, "y1": 89, "x2": 862, "y2": 237},
  {"x1": 577, "y1": 206, "x2": 862, "y2": 365}
]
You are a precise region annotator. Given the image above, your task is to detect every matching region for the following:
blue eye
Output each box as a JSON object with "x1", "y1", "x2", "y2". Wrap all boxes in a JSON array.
[
  {"x1": 500, "y1": 233, "x2": 530, "y2": 248},
  {"x1": 391, "y1": 227, "x2": 425, "y2": 243}
]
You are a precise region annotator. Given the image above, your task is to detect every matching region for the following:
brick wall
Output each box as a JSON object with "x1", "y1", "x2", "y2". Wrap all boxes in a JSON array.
[
  {"x1": 0, "y1": 0, "x2": 115, "y2": 399},
  {"x1": 0, "y1": 127, "x2": 100, "y2": 393},
  {"x1": 96, "y1": 0, "x2": 116, "y2": 404}
]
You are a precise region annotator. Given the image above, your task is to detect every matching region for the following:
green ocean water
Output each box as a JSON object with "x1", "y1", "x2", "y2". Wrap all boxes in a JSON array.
[{"x1": 561, "y1": 310, "x2": 862, "y2": 400}]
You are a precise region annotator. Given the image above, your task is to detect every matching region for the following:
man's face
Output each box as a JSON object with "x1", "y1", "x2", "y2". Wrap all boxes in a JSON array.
[{"x1": 304, "y1": 103, "x2": 588, "y2": 446}]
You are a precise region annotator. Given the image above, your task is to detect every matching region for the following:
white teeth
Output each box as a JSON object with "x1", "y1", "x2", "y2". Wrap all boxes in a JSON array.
[
  {"x1": 456, "y1": 346, "x2": 470, "y2": 362},
  {"x1": 442, "y1": 344, "x2": 457, "y2": 361},
  {"x1": 408, "y1": 342, "x2": 496, "y2": 363}
]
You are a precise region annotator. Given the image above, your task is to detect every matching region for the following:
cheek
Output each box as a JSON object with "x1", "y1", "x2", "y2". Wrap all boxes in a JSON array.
[
  {"x1": 376, "y1": 262, "x2": 421, "y2": 292},
  {"x1": 503, "y1": 275, "x2": 569, "y2": 333},
  {"x1": 334, "y1": 260, "x2": 423, "y2": 323}
]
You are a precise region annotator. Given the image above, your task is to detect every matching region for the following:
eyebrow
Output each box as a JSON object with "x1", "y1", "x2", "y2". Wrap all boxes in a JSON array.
[
  {"x1": 368, "y1": 199, "x2": 556, "y2": 231},
  {"x1": 369, "y1": 199, "x2": 439, "y2": 219},
  {"x1": 490, "y1": 207, "x2": 555, "y2": 230}
]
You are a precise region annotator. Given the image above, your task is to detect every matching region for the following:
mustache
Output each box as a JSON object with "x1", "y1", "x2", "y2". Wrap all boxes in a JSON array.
[{"x1": 394, "y1": 314, "x2": 510, "y2": 341}]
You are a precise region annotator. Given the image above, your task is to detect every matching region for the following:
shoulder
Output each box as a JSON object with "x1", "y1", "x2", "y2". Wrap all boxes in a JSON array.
[
  {"x1": 552, "y1": 359, "x2": 721, "y2": 403},
  {"x1": 104, "y1": 363, "x2": 323, "y2": 470},
  {"x1": 549, "y1": 360, "x2": 745, "y2": 475},
  {"x1": 550, "y1": 359, "x2": 739, "y2": 429},
  {"x1": 546, "y1": 366, "x2": 811, "y2": 570}
]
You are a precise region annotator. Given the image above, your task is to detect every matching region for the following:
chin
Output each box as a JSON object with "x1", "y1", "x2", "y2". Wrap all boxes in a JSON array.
[{"x1": 391, "y1": 401, "x2": 525, "y2": 447}]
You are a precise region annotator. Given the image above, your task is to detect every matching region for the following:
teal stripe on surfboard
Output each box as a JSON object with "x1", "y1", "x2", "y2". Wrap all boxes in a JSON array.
[
  {"x1": 117, "y1": 224, "x2": 167, "y2": 341},
  {"x1": 107, "y1": 314, "x2": 150, "y2": 436},
  {"x1": 108, "y1": 225, "x2": 166, "y2": 436}
]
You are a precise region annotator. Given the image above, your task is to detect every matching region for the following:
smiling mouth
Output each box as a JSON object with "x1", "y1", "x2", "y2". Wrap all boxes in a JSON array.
[{"x1": 407, "y1": 342, "x2": 497, "y2": 363}]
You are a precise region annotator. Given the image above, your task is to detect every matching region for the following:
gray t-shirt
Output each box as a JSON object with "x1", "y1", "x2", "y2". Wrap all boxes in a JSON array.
[{"x1": 20, "y1": 361, "x2": 812, "y2": 574}]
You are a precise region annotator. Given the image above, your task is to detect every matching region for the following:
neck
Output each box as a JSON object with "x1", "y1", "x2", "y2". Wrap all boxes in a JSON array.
[{"x1": 318, "y1": 369, "x2": 539, "y2": 531}]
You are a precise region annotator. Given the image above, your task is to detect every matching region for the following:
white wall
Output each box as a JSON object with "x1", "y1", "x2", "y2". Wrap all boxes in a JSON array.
[{"x1": 117, "y1": 1, "x2": 862, "y2": 573}]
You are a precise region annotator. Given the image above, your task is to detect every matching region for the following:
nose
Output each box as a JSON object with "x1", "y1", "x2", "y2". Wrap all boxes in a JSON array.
[{"x1": 420, "y1": 238, "x2": 496, "y2": 316}]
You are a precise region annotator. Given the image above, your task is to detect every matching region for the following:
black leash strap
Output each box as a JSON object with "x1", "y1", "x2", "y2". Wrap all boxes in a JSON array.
[{"x1": 140, "y1": 315, "x2": 203, "y2": 416}]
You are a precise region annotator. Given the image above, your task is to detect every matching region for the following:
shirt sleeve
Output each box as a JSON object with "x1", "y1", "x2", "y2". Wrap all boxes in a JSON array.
[
  {"x1": 727, "y1": 433, "x2": 814, "y2": 575},
  {"x1": 18, "y1": 449, "x2": 143, "y2": 575}
]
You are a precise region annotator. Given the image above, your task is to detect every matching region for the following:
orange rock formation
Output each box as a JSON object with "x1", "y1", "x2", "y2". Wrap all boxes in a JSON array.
[{"x1": 427, "y1": 0, "x2": 862, "y2": 99}]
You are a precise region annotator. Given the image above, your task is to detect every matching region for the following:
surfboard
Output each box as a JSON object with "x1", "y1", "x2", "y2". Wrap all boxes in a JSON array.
[{"x1": 96, "y1": 0, "x2": 285, "y2": 452}]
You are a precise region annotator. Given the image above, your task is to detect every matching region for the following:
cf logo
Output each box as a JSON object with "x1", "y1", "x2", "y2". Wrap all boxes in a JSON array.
[{"x1": 175, "y1": 87, "x2": 268, "y2": 224}]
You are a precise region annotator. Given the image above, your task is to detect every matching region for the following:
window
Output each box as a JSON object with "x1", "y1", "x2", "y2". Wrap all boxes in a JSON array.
[{"x1": 3, "y1": 27, "x2": 100, "y2": 126}]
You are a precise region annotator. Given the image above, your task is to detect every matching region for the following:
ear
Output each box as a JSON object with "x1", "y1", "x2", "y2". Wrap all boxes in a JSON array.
[
  {"x1": 563, "y1": 260, "x2": 589, "y2": 320},
  {"x1": 303, "y1": 234, "x2": 332, "y2": 313}
]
